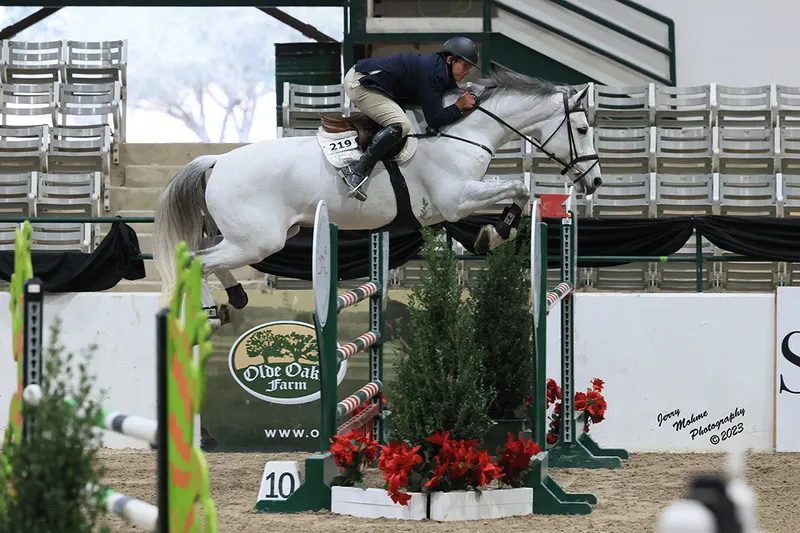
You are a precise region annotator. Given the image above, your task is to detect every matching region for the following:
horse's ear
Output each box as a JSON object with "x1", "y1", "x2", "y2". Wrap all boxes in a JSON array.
[{"x1": 569, "y1": 85, "x2": 590, "y2": 107}]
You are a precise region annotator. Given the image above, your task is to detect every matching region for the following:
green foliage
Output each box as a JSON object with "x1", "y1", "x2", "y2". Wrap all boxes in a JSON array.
[
  {"x1": 0, "y1": 320, "x2": 111, "y2": 533},
  {"x1": 389, "y1": 225, "x2": 495, "y2": 446},
  {"x1": 468, "y1": 217, "x2": 533, "y2": 419},
  {"x1": 246, "y1": 329, "x2": 317, "y2": 363}
]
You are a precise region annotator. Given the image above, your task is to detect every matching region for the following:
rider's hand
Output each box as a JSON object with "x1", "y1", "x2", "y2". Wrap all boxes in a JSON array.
[{"x1": 456, "y1": 92, "x2": 477, "y2": 112}]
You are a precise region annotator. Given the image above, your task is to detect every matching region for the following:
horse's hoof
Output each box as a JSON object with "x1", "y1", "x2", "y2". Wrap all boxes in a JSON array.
[
  {"x1": 475, "y1": 224, "x2": 517, "y2": 255},
  {"x1": 475, "y1": 227, "x2": 492, "y2": 255},
  {"x1": 226, "y1": 283, "x2": 248, "y2": 310},
  {"x1": 219, "y1": 303, "x2": 232, "y2": 325}
]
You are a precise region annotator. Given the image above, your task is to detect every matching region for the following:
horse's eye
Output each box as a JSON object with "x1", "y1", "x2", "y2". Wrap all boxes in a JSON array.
[{"x1": 578, "y1": 127, "x2": 588, "y2": 135}]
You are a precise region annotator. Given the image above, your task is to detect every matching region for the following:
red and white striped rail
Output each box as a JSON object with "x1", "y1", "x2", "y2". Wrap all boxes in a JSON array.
[
  {"x1": 336, "y1": 330, "x2": 381, "y2": 362},
  {"x1": 336, "y1": 380, "x2": 382, "y2": 418},
  {"x1": 546, "y1": 282, "x2": 573, "y2": 313},
  {"x1": 336, "y1": 281, "x2": 381, "y2": 312}
]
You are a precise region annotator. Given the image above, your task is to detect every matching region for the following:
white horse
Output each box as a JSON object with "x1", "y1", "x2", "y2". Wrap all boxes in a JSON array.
[{"x1": 152, "y1": 67, "x2": 602, "y2": 327}]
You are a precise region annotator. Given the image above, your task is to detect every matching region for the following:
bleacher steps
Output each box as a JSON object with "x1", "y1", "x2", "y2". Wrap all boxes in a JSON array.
[
  {"x1": 119, "y1": 143, "x2": 246, "y2": 167},
  {"x1": 123, "y1": 165, "x2": 184, "y2": 187},
  {"x1": 109, "y1": 186, "x2": 163, "y2": 212}
]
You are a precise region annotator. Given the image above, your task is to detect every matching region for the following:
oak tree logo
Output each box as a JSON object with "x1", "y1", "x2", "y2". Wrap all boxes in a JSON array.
[{"x1": 228, "y1": 321, "x2": 347, "y2": 405}]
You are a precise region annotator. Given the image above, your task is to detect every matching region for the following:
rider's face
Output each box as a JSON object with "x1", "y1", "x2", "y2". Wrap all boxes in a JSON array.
[{"x1": 449, "y1": 58, "x2": 472, "y2": 82}]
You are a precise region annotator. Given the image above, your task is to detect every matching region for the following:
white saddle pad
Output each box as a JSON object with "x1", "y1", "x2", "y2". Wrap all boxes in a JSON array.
[{"x1": 316, "y1": 127, "x2": 418, "y2": 169}]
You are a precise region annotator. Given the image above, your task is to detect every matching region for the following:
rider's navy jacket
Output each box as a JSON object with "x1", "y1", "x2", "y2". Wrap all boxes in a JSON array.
[{"x1": 353, "y1": 52, "x2": 462, "y2": 129}]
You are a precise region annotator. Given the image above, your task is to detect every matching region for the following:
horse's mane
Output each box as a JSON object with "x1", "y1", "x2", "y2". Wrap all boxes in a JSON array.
[{"x1": 461, "y1": 64, "x2": 581, "y2": 104}]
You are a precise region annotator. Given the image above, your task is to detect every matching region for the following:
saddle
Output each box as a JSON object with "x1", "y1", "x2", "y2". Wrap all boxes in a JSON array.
[{"x1": 319, "y1": 112, "x2": 380, "y2": 151}]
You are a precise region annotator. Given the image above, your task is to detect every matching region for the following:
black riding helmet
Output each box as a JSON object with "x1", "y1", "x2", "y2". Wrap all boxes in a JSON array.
[{"x1": 441, "y1": 36, "x2": 480, "y2": 69}]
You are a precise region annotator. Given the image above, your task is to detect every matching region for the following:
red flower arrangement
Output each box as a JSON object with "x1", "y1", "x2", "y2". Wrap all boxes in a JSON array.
[
  {"x1": 547, "y1": 377, "x2": 608, "y2": 444},
  {"x1": 330, "y1": 429, "x2": 543, "y2": 506},
  {"x1": 495, "y1": 433, "x2": 541, "y2": 488},
  {"x1": 329, "y1": 429, "x2": 379, "y2": 488},
  {"x1": 377, "y1": 440, "x2": 423, "y2": 505},
  {"x1": 423, "y1": 431, "x2": 502, "y2": 492}
]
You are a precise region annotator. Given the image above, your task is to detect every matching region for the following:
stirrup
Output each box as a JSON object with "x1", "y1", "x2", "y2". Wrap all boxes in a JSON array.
[
  {"x1": 346, "y1": 175, "x2": 369, "y2": 199},
  {"x1": 341, "y1": 169, "x2": 368, "y2": 201}
]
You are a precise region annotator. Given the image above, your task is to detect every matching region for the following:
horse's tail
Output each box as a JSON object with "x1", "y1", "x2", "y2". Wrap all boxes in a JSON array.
[{"x1": 153, "y1": 154, "x2": 220, "y2": 307}]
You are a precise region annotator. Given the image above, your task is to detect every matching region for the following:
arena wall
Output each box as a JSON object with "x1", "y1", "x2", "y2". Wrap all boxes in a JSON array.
[
  {"x1": 546, "y1": 294, "x2": 775, "y2": 453},
  {"x1": 0, "y1": 291, "x2": 777, "y2": 452},
  {"x1": 0, "y1": 292, "x2": 160, "y2": 449},
  {"x1": 635, "y1": 0, "x2": 800, "y2": 86}
]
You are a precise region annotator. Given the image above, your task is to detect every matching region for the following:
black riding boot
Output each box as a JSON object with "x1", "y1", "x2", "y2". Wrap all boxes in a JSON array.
[{"x1": 343, "y1": 123, "x2": 404, "y2": 201}]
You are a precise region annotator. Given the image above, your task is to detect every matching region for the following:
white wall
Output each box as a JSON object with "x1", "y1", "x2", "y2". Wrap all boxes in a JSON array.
[
  {"x1": 635, "y1": 0, "x2": 800, "y2": 86},
  {"x1": 0, "y1": 291, "x2": 778, "y2": 452},
  {"x1": 547, "y1": 293, "x2": 775, "y2": 452},
  {"x1": 0, "y1": 292, "x2": 160, "y2": 449}
]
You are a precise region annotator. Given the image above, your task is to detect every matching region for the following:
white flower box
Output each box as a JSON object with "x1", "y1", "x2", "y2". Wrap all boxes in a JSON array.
[
  {"x1": 331, "y1": 486, "x2": 427, "y2": 520},
  {"x1": 428, "y1": 487, "x2": 533, "y2": 521}
]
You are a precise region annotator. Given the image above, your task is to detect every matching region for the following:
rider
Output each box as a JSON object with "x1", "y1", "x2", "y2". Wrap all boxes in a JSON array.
[{"x1": 341, "y1": 36, "x2": 480, "y2": 200}]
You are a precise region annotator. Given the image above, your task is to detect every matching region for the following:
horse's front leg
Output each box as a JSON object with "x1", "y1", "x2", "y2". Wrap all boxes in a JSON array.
[{"x1": 450, "y1": 180, "x2": 530, "y2": 254}]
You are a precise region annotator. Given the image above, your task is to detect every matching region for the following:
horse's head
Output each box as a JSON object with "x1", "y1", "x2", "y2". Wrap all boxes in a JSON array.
[
  {"x1": 469, "y1": 68, "x2": 603, "y2": 196},
  {"x1": 534, "y1": 86, "x2": 603, "y2": 196}
]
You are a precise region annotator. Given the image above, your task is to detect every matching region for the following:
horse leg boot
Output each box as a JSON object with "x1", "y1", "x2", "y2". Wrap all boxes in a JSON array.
[
  {"x1": 213, "y1": 269, "x2": 248, "y2": 326},
  {"x1": 342, "y1": 123, "x2": 404, "y2": 201}
]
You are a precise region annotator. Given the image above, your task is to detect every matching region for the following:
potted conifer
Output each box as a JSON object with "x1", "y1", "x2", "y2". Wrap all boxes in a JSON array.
[
  {"x1": 389, "y1": 223, "x2": 495, "y2": 446},
  {"x1": 468, "y1": 217, "x2": 533, "y2": 456}
]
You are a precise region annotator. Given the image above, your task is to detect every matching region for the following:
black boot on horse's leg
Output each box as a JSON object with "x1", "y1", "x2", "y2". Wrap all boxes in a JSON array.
[
  {"x1": 342, "y1": 123, "x2": 404, "y2": 201},
  {"x1": 495, "y1": 203, "x2": 522, "y2": 239},
  {"x1": 225, "y1": 282, "x2": 249, "y2": 309}
]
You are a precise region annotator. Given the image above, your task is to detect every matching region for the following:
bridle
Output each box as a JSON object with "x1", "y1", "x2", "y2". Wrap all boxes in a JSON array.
[{"x1": 412, "y1": 91, "x2": 600, "y2": 186}]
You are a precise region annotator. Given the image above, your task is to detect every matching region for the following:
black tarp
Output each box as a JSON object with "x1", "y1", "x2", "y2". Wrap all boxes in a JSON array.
[
  {"x1": 0, "y1": 221, "x2": 146, "y2": 291},
  {"x1": 4, "y1": 215, "x2": 800, "y2": 292},
  {"x1": 250, "y1": 214, "x2": 800, "y2": 279}
]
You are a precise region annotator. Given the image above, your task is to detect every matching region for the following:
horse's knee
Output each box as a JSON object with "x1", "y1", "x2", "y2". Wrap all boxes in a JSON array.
[
  {"x1": 512, "y1": 181, "x2": 530, "y2": 198},
  {"x1": 437, "y1": 205, "x2": 462, "y2": 223}
]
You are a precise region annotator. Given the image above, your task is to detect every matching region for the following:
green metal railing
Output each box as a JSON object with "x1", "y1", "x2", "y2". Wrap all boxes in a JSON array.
[
  {"x1": 4, "y1": 215, "x2": 156, "y2": 260},
  {"x1": 450, "y1": 230, "x2": 777, "y2": 293}
]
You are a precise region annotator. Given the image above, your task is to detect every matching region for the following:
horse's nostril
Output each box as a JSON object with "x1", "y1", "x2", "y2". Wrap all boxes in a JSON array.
[{"x1": 593, "y1": 177, "x2": 603, "y2": 188}]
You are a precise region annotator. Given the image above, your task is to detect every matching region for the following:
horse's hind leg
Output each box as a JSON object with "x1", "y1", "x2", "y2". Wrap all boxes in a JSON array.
[
  {"x1": 206, "y1": 225, "x2": 300, "y2": 323},
  {"x1": 195, "y1": 226, "x2": 294, "y2": 326}
]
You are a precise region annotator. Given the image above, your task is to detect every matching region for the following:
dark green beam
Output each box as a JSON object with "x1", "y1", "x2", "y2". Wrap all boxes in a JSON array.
[{"x1": 258, "y1": 7, "x2": 338, "y2": 42}]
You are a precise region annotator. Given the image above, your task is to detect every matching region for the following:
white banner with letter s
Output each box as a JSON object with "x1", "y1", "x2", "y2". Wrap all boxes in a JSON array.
[{"x1": 776, "y1": 287, "x2": 800, "y2": 452}]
